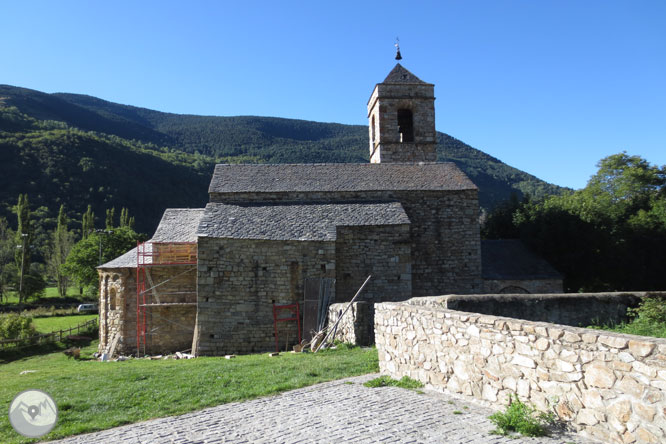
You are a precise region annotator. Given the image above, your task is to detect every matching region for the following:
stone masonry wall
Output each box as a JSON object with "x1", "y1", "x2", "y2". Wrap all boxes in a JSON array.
[
  {"x1": 327, "y1": 302, "x2": 373, "y2": 346},
  {"x1": 375, "y1": 297, "x2": 666, "y2": 444},
  {"x1": 210, "y1": 190, "x2": 483, "y2": 297},
  {"x1": 98, "y1": 268, "x2": 135, "y2": 355},
  {"x1": 195, "y1": 237, "x2": 335, "y2": 355},
  {"x1": 335, "y1": 224, "x2": 411, "y2": 303},
  {"x1": 98, "y1": 265, "x2": 196, "y2": 356},
  {"x1": 395, "y1": 190, "x2": 482, "y2": 296},
  {"x1": 370, "y1": 143, "x2": 437, "y2": 164}
]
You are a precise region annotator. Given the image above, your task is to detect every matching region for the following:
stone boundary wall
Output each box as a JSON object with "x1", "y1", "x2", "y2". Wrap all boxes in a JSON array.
[
  {"x1": 375, "y1": 296, "x2": 666, "y2": 443},
  {"x1": 328, "y1": 302, "x2": 373, "y2": 346},
  {"x1": 335, "y1": 292, "x2": 664, "y2": 347},
  {"x1": 429, "y1": 292, "x2": 666, "y2": 328}
]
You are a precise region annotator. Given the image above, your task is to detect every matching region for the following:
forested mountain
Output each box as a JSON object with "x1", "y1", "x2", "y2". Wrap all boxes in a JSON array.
[{"x1": 0, "y1": 84, "x2": 564, "y2": 235}]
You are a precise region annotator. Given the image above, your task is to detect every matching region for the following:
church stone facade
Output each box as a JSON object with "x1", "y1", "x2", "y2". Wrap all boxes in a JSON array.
[
  {"x1": 193, "y1": 161, "x2": 482, "y2": 354},
  {"x1": 98, "y1": 63, "x2": 558, "y2": 357}
]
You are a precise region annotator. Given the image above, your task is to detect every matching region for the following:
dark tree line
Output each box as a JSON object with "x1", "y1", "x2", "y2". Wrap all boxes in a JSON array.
[{"x1": 483, "y1": 152, "x2": 666, "y2": 292}]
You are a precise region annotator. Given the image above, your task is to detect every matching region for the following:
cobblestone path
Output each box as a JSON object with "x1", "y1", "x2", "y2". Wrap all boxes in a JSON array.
[{"x1": 47, "y1": 374, "x2": 599, "y2": 444}]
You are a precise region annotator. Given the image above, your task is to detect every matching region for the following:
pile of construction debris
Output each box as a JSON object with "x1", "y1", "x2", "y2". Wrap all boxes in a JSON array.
[{"x1": 94, "y1": 351, "x2": 195, "y2": 362}]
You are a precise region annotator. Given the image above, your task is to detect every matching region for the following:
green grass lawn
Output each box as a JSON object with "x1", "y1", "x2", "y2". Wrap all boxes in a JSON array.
[
  {"x1": 31, "y1": 314, "x2": 98, "y2": 334},
  {"x1": 0, "y1": 341, "x2": 378, "y2": 443},
  {"x1": 2, "y1": 286, "x2": 87, "y2": 305}
]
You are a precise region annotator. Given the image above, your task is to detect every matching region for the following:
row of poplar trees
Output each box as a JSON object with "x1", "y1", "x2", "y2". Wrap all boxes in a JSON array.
[{"x1": 0, "y1": 194, "x2": 138, "y2": 304}]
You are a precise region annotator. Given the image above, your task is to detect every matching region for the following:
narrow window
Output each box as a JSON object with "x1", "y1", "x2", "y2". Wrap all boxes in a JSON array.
[
  {"x1": 371, "y1": 115, "x2": 376, "y2": 143},
  {"x1": 109, "y1": 288, "x2": 117, "y2": 310},
  {"x1": 397, "y1": 109, "x2": 414, "y2": 142}
]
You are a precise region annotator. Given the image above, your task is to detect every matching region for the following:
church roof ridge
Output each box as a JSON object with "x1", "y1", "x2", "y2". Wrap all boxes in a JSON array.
[{"x1": 209, "y1": 162, "x2": 477, "y2": 194}]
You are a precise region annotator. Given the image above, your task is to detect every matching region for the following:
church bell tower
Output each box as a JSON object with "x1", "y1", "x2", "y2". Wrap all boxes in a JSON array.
[{"x1": 367, "y1": 63, "x2": 437, "y2": 163}]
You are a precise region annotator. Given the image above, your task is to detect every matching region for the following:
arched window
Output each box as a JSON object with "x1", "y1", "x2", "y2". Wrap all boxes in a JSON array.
[
  {"x1": 371, "y1": 115, "x2": 376, "y2": 143},
  {"x1": 499, "y1": 286, "x2": 530, "y2": 294},
  {"x1": 397, "y1": 109, "x2": 414, "y2": 142},
  {"x1": 109, "y1": 288, "x2": 117, "y2": 310}
]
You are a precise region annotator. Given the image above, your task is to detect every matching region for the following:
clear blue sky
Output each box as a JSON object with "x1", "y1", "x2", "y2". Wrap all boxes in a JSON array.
[{"x1": 2, "y1": 1, "x2": 664, "y2": 189}]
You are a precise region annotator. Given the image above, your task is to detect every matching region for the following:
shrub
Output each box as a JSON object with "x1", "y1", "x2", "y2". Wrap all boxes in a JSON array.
[
  {"x1": 0, "y1": 314, "x2": 36, "y2": 340},
  {"x1": 628, "y1": 296, "x2": 666, "y2": 324},
  {"x1": 489, "y1": 395, "x2": 554, "y2": 437},
  {"x1": 588, "y1": 296, "x2": 666, "y2": 338}
]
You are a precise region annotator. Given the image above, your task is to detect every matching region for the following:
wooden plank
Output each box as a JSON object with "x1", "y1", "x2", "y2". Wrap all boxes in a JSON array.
[{"x1": 107, "y1": 332, "x2": 121, "y2": 358}]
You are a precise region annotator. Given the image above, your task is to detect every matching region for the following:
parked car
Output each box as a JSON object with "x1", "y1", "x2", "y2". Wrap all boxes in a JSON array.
[{"x1": 77, "y1": 304, "x2": 98, "y2": 313}]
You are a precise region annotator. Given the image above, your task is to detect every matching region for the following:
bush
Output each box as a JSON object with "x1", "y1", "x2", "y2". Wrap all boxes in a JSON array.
[
  {"x1": 629, "y1": 296, "x2": 666, "y2": 324},
  {"x1": 0, "y1": 314, "x2": 36, "y2": 340},
  {"x1": 591, "y1": 296, "x2": 666, "y2": 339},
  {"x1": 489, "y1": 395, "x2": 554, "y2": 437}
]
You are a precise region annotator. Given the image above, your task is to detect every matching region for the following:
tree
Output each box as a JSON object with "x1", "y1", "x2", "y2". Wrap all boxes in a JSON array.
[
  {"x1": 13, "y1": 194, "x2": 32, "y2": 304},
  {"x1": 82, "y1": 205, "x2": 94, "y2": 239},
  {"x1": 119, "y1": 207, "x2": 135, "y2": 229},
  {"x1": 48, "y1": 205, "x2": 75, "y2": 298},
  {"x1": 63, "y1": 226, "x2": 144, "y2": 294},
  {"x1": 587, "y1": 152, "x2": 665, "y2": 204},
  {"x1": 105, "y1": 207, "x2": 115, "y2": 230},
  {"x1": 482, "y1": 192, "x2": 524, "y2": 239},
  {"x1": 0, "y1": 217, "x2": 16, "y2": 303},
  {"x1": 119, "y1": 207, "x2": 129, "y2": 228}
]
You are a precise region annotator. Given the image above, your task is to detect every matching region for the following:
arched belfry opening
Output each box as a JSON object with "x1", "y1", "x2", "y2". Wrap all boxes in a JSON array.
[
  {"x1": 371, "y1": 115, "x2": 376, "y2": 143},
  {"x1": 397, "y1": 109, "x2": 414, "y2": 142},
  {"x1": 368, "y1": 63, "x2": 437, "y2": 163}
]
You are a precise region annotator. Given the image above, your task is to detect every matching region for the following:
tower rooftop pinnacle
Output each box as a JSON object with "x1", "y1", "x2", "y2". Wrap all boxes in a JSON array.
[{"x1": 382, "y1": 64, "x2": 426, "y2": 84}]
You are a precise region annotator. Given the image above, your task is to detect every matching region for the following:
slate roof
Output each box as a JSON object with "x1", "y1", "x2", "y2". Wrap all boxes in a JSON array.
[
  {"x1": 481, "y1": 239, "x2": 562, "y2": 280},
  {"x1": 383, "y1": 63, "x2": 427, "y2": 84},
  {"x1": 98, "y1": 246, "x2": 139, "y2": 268},
  {"x1": 151, "y1": 209, "x2": 204, "y2": 242},
  {"x1": 209, "y1": 163, "x2": 476, "y2": 194},
  {"x1": 99, "y1": 209, "x2": 203, "y2": 269},
  {"x1": 197, "y1": 201, "x2": 410, "y2": 241}
]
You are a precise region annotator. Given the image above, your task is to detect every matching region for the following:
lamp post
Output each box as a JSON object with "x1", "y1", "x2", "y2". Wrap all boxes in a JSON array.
[
  {"x1": 17, "y1": 233, "x2": 28, "y2": 303},
  {"x1": 96, "y1": 229, "x2": 113, "y2": 266}
]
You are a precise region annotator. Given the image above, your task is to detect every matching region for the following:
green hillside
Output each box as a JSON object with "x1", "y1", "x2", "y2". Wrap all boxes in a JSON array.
[
  {"x1": 0, "y1": 84, "x2": 564, "y2": 235},
  {"x1": 0, "y1": 105, "x2": 211, "y2": 234}
]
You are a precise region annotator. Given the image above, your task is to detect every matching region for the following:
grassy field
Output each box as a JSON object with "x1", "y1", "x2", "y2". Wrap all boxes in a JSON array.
[
  {"x1": 31, "y1": 314, "x2": 98, "y2": 334},
  {"x1": 1, "y1": 286, "x2": 88, "y2": 305},
  {"x1": 0, "y1": 341, "x2": 378, "y2": 443},
  {"x1": 592, "y1": 321, "x2": 666, "y2": 338}
]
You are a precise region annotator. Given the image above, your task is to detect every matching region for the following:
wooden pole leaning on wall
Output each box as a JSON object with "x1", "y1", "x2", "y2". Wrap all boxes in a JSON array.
[{"x1": 314, "y1": 275, "x2": 372, "y2": 353}]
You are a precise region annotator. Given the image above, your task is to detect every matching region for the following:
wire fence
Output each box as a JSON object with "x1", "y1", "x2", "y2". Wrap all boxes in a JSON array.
[{"x1": 0, "y1": 318, "x2": 98, "y2": 350}]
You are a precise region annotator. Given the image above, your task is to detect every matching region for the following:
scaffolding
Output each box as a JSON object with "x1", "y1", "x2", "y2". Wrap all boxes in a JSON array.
[{"x1": 136, "y1": 241, "x2": 197, "y2": 356}]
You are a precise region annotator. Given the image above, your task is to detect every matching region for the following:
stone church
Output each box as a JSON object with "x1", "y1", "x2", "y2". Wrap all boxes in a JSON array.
[{"x1": 97, "y1": 63, "x2": 561, "y2": 357}]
